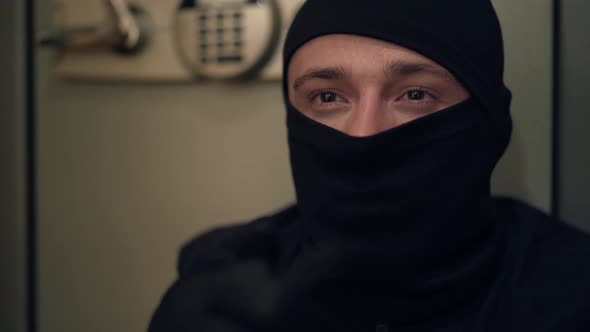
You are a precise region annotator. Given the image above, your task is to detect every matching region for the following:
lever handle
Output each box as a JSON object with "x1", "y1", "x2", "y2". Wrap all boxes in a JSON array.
[{"x1": 40, "y1": 0, "x2": 148, "y2": 53}]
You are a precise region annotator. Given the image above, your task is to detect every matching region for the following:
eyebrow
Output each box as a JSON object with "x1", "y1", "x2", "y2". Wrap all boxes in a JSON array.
[
  {"x1": 384, "y1": 60, "x2": 456, "y2": 81},
  {"x1": 292, "y1": 61, "x2": 457, "y2": 90},
  {"x1": 292, "y1": 66, "x2": 350, "y2": 90}
]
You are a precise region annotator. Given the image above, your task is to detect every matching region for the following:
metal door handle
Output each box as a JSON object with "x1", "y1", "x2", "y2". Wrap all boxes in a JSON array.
[{"x1": 39, "y1": 0, "x2": 148, "y2": 53}]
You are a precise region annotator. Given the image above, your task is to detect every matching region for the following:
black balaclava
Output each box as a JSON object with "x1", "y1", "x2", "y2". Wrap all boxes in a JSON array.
[{"x1": 279, "y1": 0, "x2": 513, "y2": 328}]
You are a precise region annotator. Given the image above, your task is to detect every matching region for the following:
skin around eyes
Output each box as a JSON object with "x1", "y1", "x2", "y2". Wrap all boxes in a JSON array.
[
  {"x1": 296, "y1": 78, "x2": 466, "y2": 124},
  {"x1": 305, "y1": 85, "x2": 441, "y2": 113},
  {"x1": 287, "y1": 34, "x2": 470, "y2": 136}
]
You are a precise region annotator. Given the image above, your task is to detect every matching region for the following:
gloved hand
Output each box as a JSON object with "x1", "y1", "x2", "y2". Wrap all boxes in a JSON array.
[
  {"x1": 149, "y1": 260, "x2": 282, "y2": 332},
  {"x1": 147, "y1": 210, "x2": 345, "y2": 332},
  {"x1": 148, "y1": 216, "x2": 289, "y2": 332}
]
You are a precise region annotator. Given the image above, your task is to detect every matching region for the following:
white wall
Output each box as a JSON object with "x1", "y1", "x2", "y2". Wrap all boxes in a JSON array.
[{"x1": 35, "y1": 1, "x2": 554, "y2": 332}]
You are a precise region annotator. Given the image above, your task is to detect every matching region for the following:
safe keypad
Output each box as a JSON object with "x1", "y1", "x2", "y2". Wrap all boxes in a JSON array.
[{"x1": 197, "y1": 8, "x2": 244, "y2": 65}]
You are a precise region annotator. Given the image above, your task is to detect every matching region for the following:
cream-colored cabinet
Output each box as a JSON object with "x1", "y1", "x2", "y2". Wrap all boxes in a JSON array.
[{"x1": 42, "y1": 0, "x2": 305, "y2": 81}]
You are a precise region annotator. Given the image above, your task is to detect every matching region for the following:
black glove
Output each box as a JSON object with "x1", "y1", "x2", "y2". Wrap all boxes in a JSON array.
[
  {"x1": 148, "y1": 216, "x2": 286, "y2": 332},
  {"x1": 148, "y1": 208, "x2": 344, "y2": 332},
  {"x1": 149, "y1": 259, "x2": 282, "y2": 332}
]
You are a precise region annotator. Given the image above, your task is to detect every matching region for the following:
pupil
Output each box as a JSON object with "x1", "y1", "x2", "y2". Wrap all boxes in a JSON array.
[
  {"x1": 321, "y1": 92, "x2": 336, "y2": 103},
  {"x1": 409, "y1": 90, "x2": 425, "y2": 100}
]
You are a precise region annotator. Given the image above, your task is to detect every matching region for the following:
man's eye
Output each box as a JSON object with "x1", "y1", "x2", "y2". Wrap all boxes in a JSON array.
[
  {"x1": 307, "y1": 90, "x2": 348, "y2": 112},
  {"x1": 406, "y1": 89, "x2": 427, "y2": 101},
  {"x1": 319, "y1": 91, "x2": 338, "y2": 103}
]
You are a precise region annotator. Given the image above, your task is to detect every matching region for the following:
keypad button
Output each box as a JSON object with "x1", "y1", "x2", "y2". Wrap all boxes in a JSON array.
[{"x1": 217, "y1": 55, "x2": 242, "y2": 63}]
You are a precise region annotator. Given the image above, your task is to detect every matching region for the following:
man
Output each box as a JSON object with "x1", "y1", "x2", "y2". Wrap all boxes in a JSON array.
[{"x1": 149, "y1": 0, "x2": 590, "y2": 331}]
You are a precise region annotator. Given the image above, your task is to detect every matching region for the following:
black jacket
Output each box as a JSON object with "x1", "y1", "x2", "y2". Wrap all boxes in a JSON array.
[{"x1": 148, "y1": 198, "x2": 590, "y2": 332}]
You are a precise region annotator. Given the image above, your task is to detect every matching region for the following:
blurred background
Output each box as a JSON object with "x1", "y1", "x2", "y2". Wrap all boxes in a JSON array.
[{"x1": 1, "y1": 0, "x2": 589, "y2": 331}]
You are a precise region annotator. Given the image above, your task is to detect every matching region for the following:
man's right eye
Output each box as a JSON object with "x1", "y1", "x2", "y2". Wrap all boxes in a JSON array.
[
  {"x1": 306, "y1": 90, "x2": 349, "y2": 112},
  {"x1": 319, "y1": 91, "x2": 338, "y2": 103}
]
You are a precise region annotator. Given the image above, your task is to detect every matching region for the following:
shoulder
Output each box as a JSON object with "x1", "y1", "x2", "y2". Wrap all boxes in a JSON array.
[
  {"x1": 493, "y1": 197, "x2": 590, "y2": 329},
  {"x1": 493, "y1": 197, "x2": 590, "y2": 260},
  {"x1": 177, "y1": 205, "x2": 299, "y2": 278}
]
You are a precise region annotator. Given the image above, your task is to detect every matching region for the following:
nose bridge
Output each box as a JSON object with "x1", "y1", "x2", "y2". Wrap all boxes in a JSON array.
[{"x1": 347, "y1": 90, "x2": 385, "y2": 137}]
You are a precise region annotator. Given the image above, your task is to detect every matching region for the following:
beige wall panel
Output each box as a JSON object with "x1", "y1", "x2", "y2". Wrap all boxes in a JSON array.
[
  {"x1": 492, "y1": 0, "x2": 553, "y2": 212},
  {"x1": 559, "y1": 0, "x2": 590, "y2": 231}
]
